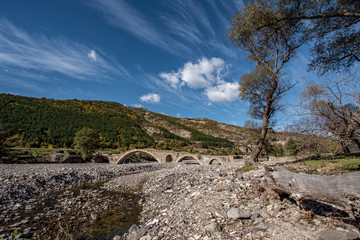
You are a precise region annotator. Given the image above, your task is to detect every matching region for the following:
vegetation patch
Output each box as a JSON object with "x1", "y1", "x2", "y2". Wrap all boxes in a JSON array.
[
  {"x1": 236, "y1": 163, "x2": 256, "y2": 173},
  {"x1": 285, "y1": 154, "x2": 360, "y2": 174}
]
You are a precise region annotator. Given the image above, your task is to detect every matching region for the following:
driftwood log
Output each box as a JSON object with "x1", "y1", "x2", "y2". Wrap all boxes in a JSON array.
[{"x1": 263, "y1": 168, "x2": 360, "y2": 218}]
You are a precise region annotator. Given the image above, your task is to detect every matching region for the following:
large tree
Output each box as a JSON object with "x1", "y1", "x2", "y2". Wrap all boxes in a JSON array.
[
  {"x1": 228, "y1": 0, "x2": 305, "y2": 162},
  {"x1": 256, "y1": 0, "x2": 360, "y2": 75}
]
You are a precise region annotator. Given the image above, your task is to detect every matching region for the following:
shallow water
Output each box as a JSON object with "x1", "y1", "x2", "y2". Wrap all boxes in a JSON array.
[{"x1": 1, "y1": 177, "x2": 143, "y2": 240}]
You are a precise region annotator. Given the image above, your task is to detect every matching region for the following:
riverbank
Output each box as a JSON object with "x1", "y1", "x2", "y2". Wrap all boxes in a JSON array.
[
  {"x1": 0, "y1": 163, "x2": 176, "y2": 239},
  {"x1": 0, "y1": 163, "x2": 359, "y2": 239}
]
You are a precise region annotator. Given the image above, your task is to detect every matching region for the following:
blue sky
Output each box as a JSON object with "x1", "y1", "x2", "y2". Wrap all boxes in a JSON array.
[{"x1": 0, "y1": 0, "x2": 313, "y2": 127}]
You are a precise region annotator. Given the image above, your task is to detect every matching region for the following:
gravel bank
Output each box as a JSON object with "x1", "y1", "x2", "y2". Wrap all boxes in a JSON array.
[
  {"x1": 135, "y1": 164, "x2": 359, "y2": 240},
  {"x1": 0, "y1": 163, "x2": 175, "y2": 206}
]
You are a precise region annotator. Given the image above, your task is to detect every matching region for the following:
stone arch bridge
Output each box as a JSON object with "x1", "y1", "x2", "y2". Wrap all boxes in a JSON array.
[{"x1": 107, "y1": 149, "x2": 236, "y2": 165}]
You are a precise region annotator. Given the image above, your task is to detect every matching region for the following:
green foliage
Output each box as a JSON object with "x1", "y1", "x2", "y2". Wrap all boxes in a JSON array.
[
  {"x1": 0, "y1": 94, "x2": 155, "y2": 149},
  {"x1": 235, "y1": 163, "x2": 256, "y2": 173},
  {"x1": 239, "y1": 66, "x2": 276, "y2": 119},
  {"x1": 228, "y1": 0, "x2": 304, "y2": 162},
  {"x1": 0, "y1": 94, "x2": 235, "y2": 152},
  {"x1": 266, "y1": 143, "x2": 285, "y2": 157},
  {"x1": 285, "y1": 138, "x2": 298, "y2": 155},
  {"x1": 164, "y1": 119, "x2": 234, "y2": 148},
  {"x1": 189, "y1": 128, "x2": 233, "y2": 148},
  {"x1": 74, "y1": 128, "x2": 99, "y2": 159},
  {"x1": 286, "y1": 154, "x2": 360, "y2": 173},
  {"x1": 0, "y1": 124, "x2": 8, "y2": 157},
  {"x1": 153, "y1": 127, "x2": 190, "y2": 145}
]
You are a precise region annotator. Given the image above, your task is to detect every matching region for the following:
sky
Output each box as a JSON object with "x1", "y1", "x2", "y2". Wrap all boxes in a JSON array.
[{"x1": 0, "y1": 0, "x2": 314, "y2": 127}]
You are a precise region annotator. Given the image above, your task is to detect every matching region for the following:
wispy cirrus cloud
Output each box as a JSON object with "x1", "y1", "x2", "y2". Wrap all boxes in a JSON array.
[
  {"x1": 87, "y1": 0, "x2": 188, "y2": 56},
  {"x1": 0, "y1": 19, "x2": 127, "y2": 82},
  {"x1": 87, "y1": 0, "x2": 237, "y2": 58},
  {"x1": 164, "y1": 0, "x2": 215, "y2": 38}
]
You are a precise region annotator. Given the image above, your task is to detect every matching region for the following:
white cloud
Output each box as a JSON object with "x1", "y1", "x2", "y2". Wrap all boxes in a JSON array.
[
  {"x1": 205, "y1": 81, "x2": 240, "y2": 104},
  {"x1": 159, "y1": 57, "x2": 239, "y2": 104},
  {"x1": 140, "y1": 93, "x2": 161, "y2": 104},
  {"x1": 132, "y1": 103, "x2": 143, "y2": 108},
  {"x1": 88, "y1": 50, "x2": 97, "y2": 62},
  {"x1": 0, "y1": 19, "x2": 127, "y2": 81},
  {"x1": 160, "y1": 57, "x2": 226, "y2": 89},
  {"x1": 159, "y1": 72, "x2": 183, "y2": 89}
]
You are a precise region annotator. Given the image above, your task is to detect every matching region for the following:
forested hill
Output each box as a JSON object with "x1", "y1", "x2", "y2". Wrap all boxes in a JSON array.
[{"x1": 0, "y1": 94, "x2": 236, "y2": 152}]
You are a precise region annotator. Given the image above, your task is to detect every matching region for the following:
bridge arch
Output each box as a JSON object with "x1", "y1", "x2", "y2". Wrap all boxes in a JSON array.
[
  {"x1": 165, "y1": 154, "x2": 173, "y2": 162},
  {"x1": 176, "y1": 155, "x2": 202, "y2": 165},
  {"x1": 115, "y1": 150, "x2": 161, "y2": 164},
  {"x1": 208, "y1": 158, "x2": 222, "y2": 165}
]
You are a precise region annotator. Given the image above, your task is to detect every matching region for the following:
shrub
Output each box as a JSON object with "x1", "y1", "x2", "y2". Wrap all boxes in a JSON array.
[{"x1": 74, "y1": 128, "x2": 99, "y2": 159}]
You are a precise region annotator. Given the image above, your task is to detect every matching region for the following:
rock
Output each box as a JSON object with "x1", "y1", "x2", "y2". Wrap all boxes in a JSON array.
[
  {"x1": 203, "y1": 222, "x2": 221, "y2": 233},
  {"x1": 316, "y1": 229, "x2": 359, "y2": 240},
  {"x1": 129, "y1": 224, "x2": 140, "y2": 233},
  {"x1": 13, "y1": 203, "x2": 23, "y2": 211},
  {"x1": 252, "y1": 227, "x2": 268, "y2": 232},
  {"x1": 91, "y1": 213, "x2": 99, "y2": 220},
  {"x1": 25, "y1": 205, "x2": 33, "y2": 211},
  {"x1": 113, "y1": 235, "x2": 121, "y2": 240},
  {"x1": 128, "y1": 225, "x2": 149, "y2": 240},
  {"x1": 214, "y1": 211, "x2": 225, "y2": 219},
  {"x1": 250, "y1": 212, "x2": 260, "y2": 221},
  {"x1": 146, "y1": 218, "x2": 159, "y2": 226},
  {"x1": 139, "y1": 236, "x2": 151, "y2": 240},
  {"x1": 227, "y1": 208, "x2": 252, "y2": 219}
]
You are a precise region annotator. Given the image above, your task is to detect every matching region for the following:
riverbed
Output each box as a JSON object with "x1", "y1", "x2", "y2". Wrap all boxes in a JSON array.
[{"x1": 0, "y1": 163, "x2": 176, "y2": 239}]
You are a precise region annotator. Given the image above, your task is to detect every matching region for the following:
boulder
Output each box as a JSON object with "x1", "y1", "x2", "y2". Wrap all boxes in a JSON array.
[{"x1": 316, "y1": 229, "x2": 358, "y2": 240}]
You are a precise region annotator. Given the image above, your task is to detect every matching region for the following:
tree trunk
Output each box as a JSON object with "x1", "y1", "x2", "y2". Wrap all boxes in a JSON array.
[
  {"x1": 349, "y1": 129, "x2": 360, "y2": 151},
  {"x1": 263, "y1": 168, "x2": 360, "y2": 218},
  {"x1": 248, "y1": 126, "x2": 268, "y2": 163},
  {"x1": 248, "y1": 91, "x2": 273, "y2": 163}
]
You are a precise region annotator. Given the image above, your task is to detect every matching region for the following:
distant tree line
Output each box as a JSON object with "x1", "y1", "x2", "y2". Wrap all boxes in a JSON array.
[
  {"x1": 0, "y1": 94, "x2": 154, "y2": 149},
  {"x1": 0, "y1": 94, "x2": 235, "y2": 153}
]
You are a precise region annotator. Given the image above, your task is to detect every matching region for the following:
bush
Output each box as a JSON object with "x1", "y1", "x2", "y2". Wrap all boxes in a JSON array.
[
  {"x1": 74, "y1": 128, "x2": 99, "y2": 159},
  {"x1": 285, "y1": 138, "x2": 298, "y2": 155}
]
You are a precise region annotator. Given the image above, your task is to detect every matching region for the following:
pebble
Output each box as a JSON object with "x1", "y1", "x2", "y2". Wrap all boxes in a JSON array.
[
  {"x1": 227, "y1": 208, "x2": 252, "y2": 219},
  {"x1": 90, "y1": 213, "x2": 99, "y2": 220},
  {"x1": 203, "y1": 222, "x2": 221, "y2": 232}
]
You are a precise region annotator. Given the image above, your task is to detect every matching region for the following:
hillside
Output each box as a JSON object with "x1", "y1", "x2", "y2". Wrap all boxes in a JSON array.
[
  {"x1": 0, "y1": 94, "x2": 241, "y2": 153},
  {"x1": 0, "y1": 94, "x2": 330, "y2": 155}
]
